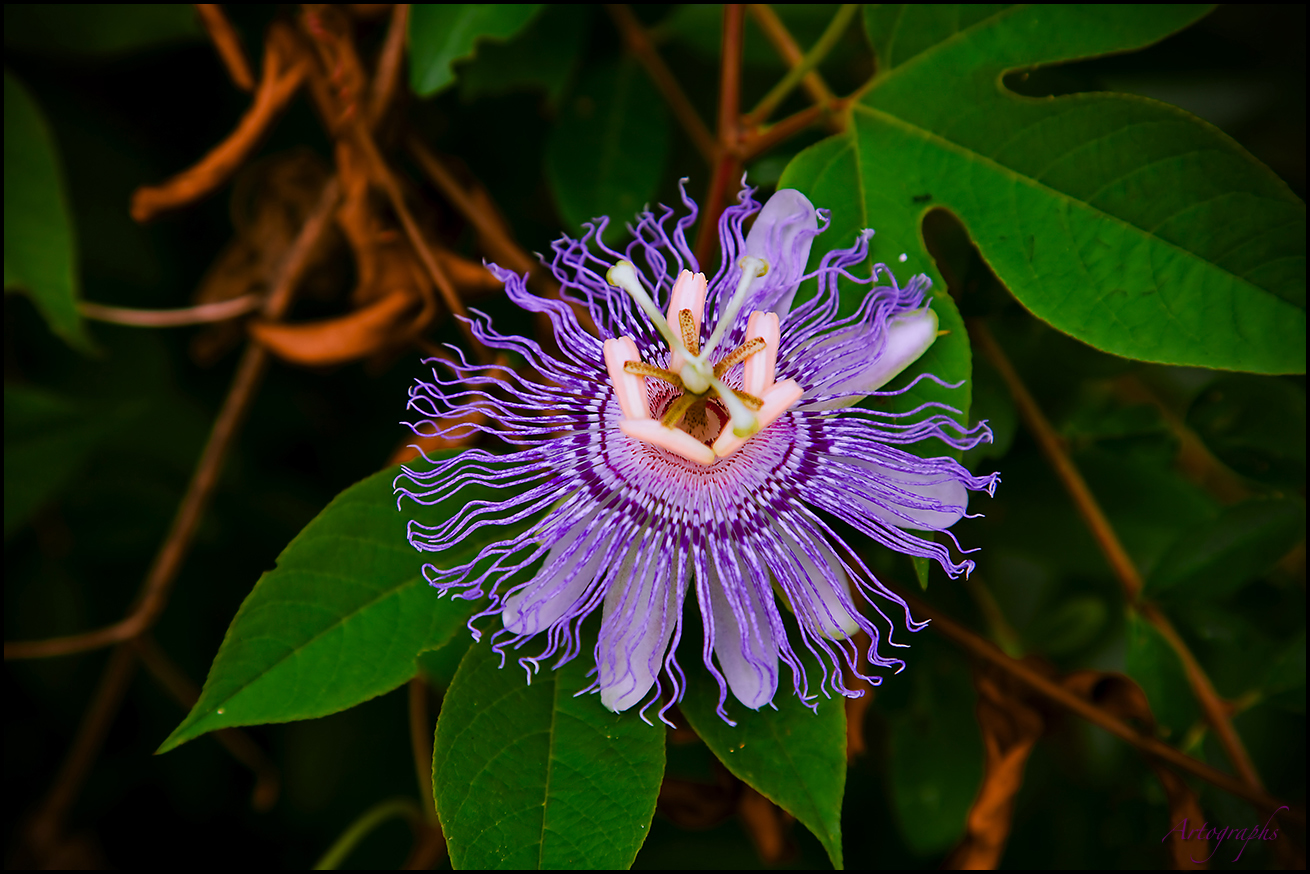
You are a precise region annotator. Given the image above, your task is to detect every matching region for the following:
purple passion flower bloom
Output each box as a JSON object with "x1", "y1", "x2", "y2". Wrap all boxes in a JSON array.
[{"x1": 396, "y1": 184, "x2": 998, "y2": 722}]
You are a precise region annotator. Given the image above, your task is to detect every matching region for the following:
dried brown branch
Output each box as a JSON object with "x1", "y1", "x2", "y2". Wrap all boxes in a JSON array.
[
  {"x1": 745, "y1": 4, "x2": 835, "y2": 106},
  {"x1": 195, "y1": 4, "x2": 255, "y2": 91},
  {"x1": 899, "y1": 588, "x2": 1301, "y2": 824},
  {"x1": 80, "y1": 294, "x2": 263, "y2": 327},
  {"x1": 5, "y1": 180, "x2": 340, "y2": 662},
  {"x1": 694, "y1": 5, "x2": 745, "y2": 268},
  {"x1": 968, "y1": 318, "x2": 1267, "y2": 797},
  {"x1": 605, "y1": 4, "x2": 717, "y2": 164},
  {"x1": 22, "y1": 645, "x2": 138, "y2": 861},
  {"x1": 135, "y1": 635, "x2": 280, "y2": 811},
  {"x1": 131, "y1": 23, "x2": 306, "y2": 221},
  {"x1": 739, "y1": 101, "x2": 837, "y2": 163},
  {"x1": 742, "y1": 4, "x2": 857, "y2": 128},
  {"x1": 368, "y1": 3, "x2": 409, "y2": 125},
  {"x1": 944, "y1": 662, "x2": 1045, "y2": 869}
]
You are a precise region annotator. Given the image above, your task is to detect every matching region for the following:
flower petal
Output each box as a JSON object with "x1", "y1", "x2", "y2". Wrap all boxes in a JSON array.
[
  {"x1": 770, "y1": 522, "x2": 862, "y2": 640},
  {"x1": 502, "y1": 516, "x2": 613, "y2": 635},
  {"x1": 598, "y1": 539, "x2": 684, "y2": 712},
  {"x1": 744, "y1": 189, "x2": 820, "y2": 316},
  {"x1": 844, "y1": 457, "x2": 969, "y2": 530},
  {"x1": 706, "y1": 549, "x2": 778, "y2": 709},
  {"x1": 801, "y1": 306, "x2": 939, "y2": 409}
]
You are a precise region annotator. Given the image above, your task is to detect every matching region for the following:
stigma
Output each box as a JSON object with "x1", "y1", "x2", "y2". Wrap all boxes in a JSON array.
[{"x1": 604, "y1": 260, "x2": 803, "y2": 466}]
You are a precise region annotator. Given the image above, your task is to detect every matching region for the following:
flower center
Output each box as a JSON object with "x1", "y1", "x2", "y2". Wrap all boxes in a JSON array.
[{"x1": 603, "y1": 260, "x2": 804, "y2": 466}]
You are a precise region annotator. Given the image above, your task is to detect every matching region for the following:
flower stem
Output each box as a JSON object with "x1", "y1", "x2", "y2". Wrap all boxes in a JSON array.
[
  {"x1": 605, "y1": 4, "x2": 716, "y2": 164},
  {"x1": 744, "y1": 4, "x2": 858, "y2": 127},
  {"x1": 968, "y1": 317, "x2": 1268, "y2": 797},
  {"x1": 313, "y1": 797, "x2": 424, "y2": 870}
]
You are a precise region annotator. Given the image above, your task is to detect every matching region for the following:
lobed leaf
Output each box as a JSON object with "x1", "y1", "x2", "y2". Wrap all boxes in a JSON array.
[
  {"x1": 677, "y1": 660, "x2": 846, "y2": 869},
  {"x1": 409, "y1": 4, "x2": 543, "y2": 97},
  {"x1": 433, "y1": 637, "x2": 665, "y2": 869},
  {"x1": 159, "y1": 460, "x2": 485, "y2": 752},
  {"x1": 788, "y1": 5, "x2": 1305, "y2": 375}
]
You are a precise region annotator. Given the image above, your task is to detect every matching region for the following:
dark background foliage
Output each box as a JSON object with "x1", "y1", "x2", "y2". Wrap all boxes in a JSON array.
[{"x1": 4, "y1": 4, "x2": 1304, "y2": 869}]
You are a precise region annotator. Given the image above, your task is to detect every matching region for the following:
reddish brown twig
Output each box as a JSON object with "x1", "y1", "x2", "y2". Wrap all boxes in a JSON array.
[
  {"x1": 405, "y1": 138, "x2": 535, "y2": 276},
  {"x1": 131, "y1": 23, "x2": 306, "y2": 221},
  {"x1": 79, "y1": 295, "x2": 264, "y2": 327},
  {"x1": 369, "y1": 3, "x2": 409, "y2": 125},
  {"x1": 134, "y1": 636, "x2": 280, "y2": 811},
  {"x1": 5, "y1": 180, "x2": 340, "y2": 662},
  {"x1": 694, "y1": 5, "x2": 745, "y2": 268},
  {"x1": 745, "y1": 4, "x2": 836, "y2": 107},
  {"x1": 968, "y1": 318, "x2": 1267, "y2": 796},
  {"x1": 741, "y1": 4, "x2": 856, "y2": 129},
  {"x1": 897, "y1": 588, "x2": 1300, "y2": 823},
  {"x1": 23, "y1": 645, "x2": 138, "y2": 860},
  {"x1": 195, "y1": 4, "x2": 255, "y2": 91},
  {"x1": 605, "y1": 4, "x2": 716, "y2": 164},
  {"x1": 739, "y1": 101, "x2": 836, "y2": 163}
]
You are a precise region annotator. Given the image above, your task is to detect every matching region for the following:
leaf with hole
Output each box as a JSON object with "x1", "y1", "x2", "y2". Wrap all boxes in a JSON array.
[{"x1": 787, "y1": 5, "x2": 1305, "y2": 375}]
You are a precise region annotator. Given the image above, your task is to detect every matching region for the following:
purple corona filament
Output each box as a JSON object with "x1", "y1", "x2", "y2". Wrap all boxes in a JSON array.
[{"x1": 395, "y1": 183, "x2": 999, "y2": 725}]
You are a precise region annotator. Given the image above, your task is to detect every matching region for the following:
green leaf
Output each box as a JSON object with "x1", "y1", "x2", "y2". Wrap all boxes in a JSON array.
[
  {"x1": 545, "y1": 60, "x2": 670, "y2": 242},
  {"x1": 677, "y1": 655, "x2": 846, "y2": 869},
  {"x1": 911, "y1": 554, "x2": 931, "y2": 590},
  {"x1": 4, "y1": 71, "x2": 91, "y2": 352},
  {"x1": 796, "y1": 5, "x2": 1307, "y2": 374},
  {"x1": 1124, "y1": 611, "x2": 1199, "y2": 736},
  {"x1": 3, "y1": 384, "x2": 137, "y2": 539},
  {"x1": 159, "y1": 460, "x2": 483, "y2": 752},
  {"x1": 780, "y1": 135, "x2": 974, "y2": 445},
  {"x1": 4, "y1": 4, "x2": 202, "y2": 56},
  {"x1": 409, "y1": 4, "x2": 543, "y2": 97},
  {"x1": 415, "y1": 633, "x2": 472, "y2": 689},
  {"x1": 1147, "y1": 498, "x2": 1306, "y2": 600},
  {"x1": 1186, "y1": 374, "x2": 1306, "y2": 488},
  {"x1": 433, "y1": 636, "x2": 665, "y2": 869},
  {"x1": 457, "y1": 5, "x2": 590, "y2": 107},
  {"x1": 883, "y1": 646, "x2": 983, "y2": 856}
]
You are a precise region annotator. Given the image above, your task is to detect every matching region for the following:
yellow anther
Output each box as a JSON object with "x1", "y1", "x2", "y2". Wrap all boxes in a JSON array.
[
  {"x1": 623, "y1": 360, "x2": 683, "y2": 387},
  {"x1": 678, "y1": 309, "x2": 699, "y2": 356},
  {"x1": 713, "y1": 337, "x2": 767, "y2": 377}
]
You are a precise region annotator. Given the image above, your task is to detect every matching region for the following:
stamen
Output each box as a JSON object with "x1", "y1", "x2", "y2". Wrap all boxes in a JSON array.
[
  {"x1": 730, "y1": 388, "x2": 764, "y2": 411},
  {"x1": 708, "y1": 373, "x2": 759, "y2": 437},
  {"x1": 698, "y1": 256, "x2": 767, "y2": 363},
  {"x1": 678, "y1": 309, "x2": 699, "y2": 356},
  {"x1": 623, "y1": 360, "x2": 683, "y2": 387},
  {"x1": 713, "y1": 337, "x2": 766, "y2": 377},
  {"x1": 606, "y1": 261, "x2": 684, "y2": 356}
]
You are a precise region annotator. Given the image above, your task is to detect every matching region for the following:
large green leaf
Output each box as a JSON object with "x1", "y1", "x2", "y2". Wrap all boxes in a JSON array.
[
  {"x1": 780, "y1": 134, "x2": 974, "y2": 439},
  {"x1": 409, "y1": 4, "x2": 543, "y2": 97},
  {"x1": 433, "y1": 636, "x2": 665, "y2": 869},
  {"x1": 789, "y1": 5, "x2": 1306, "y2": 374},
  {"x1": 159, "y1": 460, "x2": 484, "y2": 752},
  {"x1": 456, "y1": 5, "x2": 590, "y2": 107},
  {"x1": 1147, "y1": 497, "x2": 1306, "y2": 601},
  {"x1": 545, "y1": 59, "x2": 670, "y2": 242},
  {"x1": 677, "y1": 657, "x2": 846, "y2": 869},
  {"x1": 4, "y1": 71, "x2": 91, "y2": 352}
]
